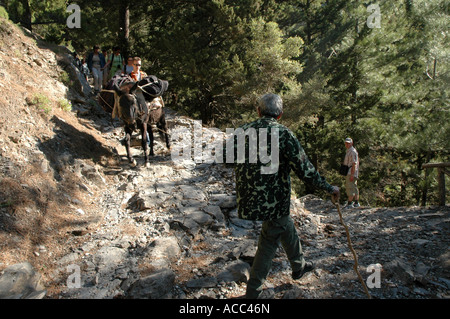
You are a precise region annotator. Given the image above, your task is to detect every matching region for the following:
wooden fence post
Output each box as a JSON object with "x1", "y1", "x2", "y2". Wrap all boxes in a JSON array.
[{"x1": 422, "y1": 162, "x2": 449, "y2": 206}]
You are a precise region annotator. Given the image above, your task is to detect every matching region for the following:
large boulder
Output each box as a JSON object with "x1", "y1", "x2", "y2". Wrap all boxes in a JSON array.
[{"x1": 0, "y1": 262, "x2": 46, "y2": 299}]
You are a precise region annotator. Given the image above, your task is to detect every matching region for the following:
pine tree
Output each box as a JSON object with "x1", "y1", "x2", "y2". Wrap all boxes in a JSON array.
[
  {"x1": 277, "y1": 0, "x2": 448, "y2": 205},
  {"x1": 132, "y1": 0, "x2": 304, "y2": 126},
  {"x1": 368, "y1": 0, "x2": 449, "y2": 205}
]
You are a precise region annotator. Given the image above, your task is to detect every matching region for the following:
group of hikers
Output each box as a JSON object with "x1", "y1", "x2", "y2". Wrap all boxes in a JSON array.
[{"x1": 73, "y1": 45, "x2": 147, "y2": 94}]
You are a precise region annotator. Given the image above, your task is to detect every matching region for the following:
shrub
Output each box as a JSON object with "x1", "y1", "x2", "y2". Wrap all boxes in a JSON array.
[
  {"x1": 29, "y1": 93, "x2": 52, "y2": 115},
  {"x1": 58, "y1": 99, "x2": 72, "y2": 112},
  {"x1": 58, "y1": 71, "x2": 73, "y2": 87},
  {"x1": 0, "y1": 6, "x2": 9, "y2": 20}
]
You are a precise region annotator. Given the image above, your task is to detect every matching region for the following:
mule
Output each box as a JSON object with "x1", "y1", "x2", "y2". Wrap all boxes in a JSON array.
[
  {"x1": 114, "y1": 81, "x2": 151, "y2": 167},
  {"x1": 138, "y1": 76, "x2": 171, "y2": 154},
  {"x1": 99, "y1": 74, "x2": 133, "y2": 113},
  {"x1": 146, "y1": 95, "x2": 171, "y2": 156}
]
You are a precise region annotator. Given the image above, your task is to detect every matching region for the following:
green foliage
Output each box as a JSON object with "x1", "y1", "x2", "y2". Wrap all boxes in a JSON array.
[
  {"x1": 57, "y1": 99, "x2": 72, "y2": 112},
  {"x1": 240, "y1": 18, "x2": 303, "y2": 111},
  {"x1": 29, "y1": 93, "x2": 52, "y2": 115},
  {"x1": 283, "y1": 0, "x2": 449, "y2": 206},
  {"x1": 58, "y1": 70, "x2": 72, "y2": 87},
  {"x1": 0, "y1": 6, "x2": 9, "y2": 20},
  {"x1": 130, "y1": 0, "x2": 304, "y2": 126}
]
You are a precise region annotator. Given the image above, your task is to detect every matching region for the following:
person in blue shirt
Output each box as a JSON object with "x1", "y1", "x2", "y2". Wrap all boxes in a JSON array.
[{"x1": 87, "y1": 45, "x2": 106, "y2": 94}]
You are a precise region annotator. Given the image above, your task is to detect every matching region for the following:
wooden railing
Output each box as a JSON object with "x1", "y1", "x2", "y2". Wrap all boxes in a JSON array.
[{"x1": 422, "y1": 162, "x2": 450, "y2": 206}]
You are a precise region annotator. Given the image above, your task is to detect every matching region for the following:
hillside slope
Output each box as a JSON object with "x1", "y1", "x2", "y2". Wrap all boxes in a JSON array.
[
  {"x1": 0, "y1": 18, "x2": 448, "y2": 300},
  {"x1": 0, "y1": 17, "x2": 119, "y2": 286}
]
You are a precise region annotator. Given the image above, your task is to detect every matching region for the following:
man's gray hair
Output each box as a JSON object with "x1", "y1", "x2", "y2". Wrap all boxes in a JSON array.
[{"x1": 258, "y1": 94, "x2": 283, "y2": 118}]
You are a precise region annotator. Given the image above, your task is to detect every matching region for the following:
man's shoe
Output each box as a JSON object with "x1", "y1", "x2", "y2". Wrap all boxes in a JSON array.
[
  {"x1": 352, "y1": 202, "x2": 360, "y2": 208},
  {"x1": 343, "y1": 202, "x2": 353, "y2": 209},
  {"x1": 292, "y1": 262, "x2": 314, "y2": 280}
]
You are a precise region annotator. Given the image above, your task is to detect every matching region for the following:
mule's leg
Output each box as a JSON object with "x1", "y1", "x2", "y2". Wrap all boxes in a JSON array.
[
  {"x1": 141, "y1": 122, "x2": 150, "y2": 167},
  {"x1": 148, "y1": 124, "x2": 155, "y2": 157},
  {"x1": 124, "y1": 127, "x2": 137, "y2": 167},
  {"x1": 158, "y1": 114, "x2": 171, "y2": 150}
]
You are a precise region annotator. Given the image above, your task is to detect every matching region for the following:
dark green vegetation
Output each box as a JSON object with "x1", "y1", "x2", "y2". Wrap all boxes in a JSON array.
[{"x1": 2, "y1": 0, "x2": 448, "y2": 206}]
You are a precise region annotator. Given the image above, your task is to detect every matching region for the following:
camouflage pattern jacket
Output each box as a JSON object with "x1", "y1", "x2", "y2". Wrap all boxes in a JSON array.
[{"x1": 227, "y1": 117, "x2": 334, "y2": 221}]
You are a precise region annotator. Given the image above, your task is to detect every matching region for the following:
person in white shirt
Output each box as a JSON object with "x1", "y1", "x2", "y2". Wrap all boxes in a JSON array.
[
  {"x1": 130, "y1": 57, "x2": 147, "y2": 81},
  {"x1": 125, "y1": 57, "x2": 134, "y2": 75},
  {"x1": 343, "y1": 137, "x2": 360, "y2": 208}
]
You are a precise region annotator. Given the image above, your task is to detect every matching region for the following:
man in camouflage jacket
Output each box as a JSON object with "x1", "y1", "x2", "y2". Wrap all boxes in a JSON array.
[{"x1": 227, "y1": 94, "x2": 340, "y2": 299}]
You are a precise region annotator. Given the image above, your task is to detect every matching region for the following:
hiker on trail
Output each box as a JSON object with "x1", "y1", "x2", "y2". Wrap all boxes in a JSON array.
[
  {"x1": 343, "y1": 137, "x2": 360, "y2": 208},
  {"x1": 130, "y1": 57, "x2": 147, "y2": 81},
  {"x1": 227, "y1": 93, "x2": 340, "y2": 299},
  {"x1": 124, "y1": 56, "x2": 134, "y2": 75},
  {"x1": 87, "y1": 45, "x2": 106, "y2": 94},
  {"x1": 102, "y1": 48, "x2": 110, "y2": 86},
  {"x1": 73, "y1": 52, "x2": 82, "y2": 70},
  {"x1": 81, "y1": 58, "x2": 89, "y2": 81},
  {"x1": 105, "y1": 46, "x2": 124, "y2": 78}
]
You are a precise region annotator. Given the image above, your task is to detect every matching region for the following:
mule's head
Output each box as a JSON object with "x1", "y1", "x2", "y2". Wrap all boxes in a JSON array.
[{"x1": 114, "y1": 82, "x2": 140, "y2": 126}]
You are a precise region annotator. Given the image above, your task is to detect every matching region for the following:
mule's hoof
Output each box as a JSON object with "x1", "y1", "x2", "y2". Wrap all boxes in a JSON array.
[
  {"x1": 130, "y1": 159, "x2": 137, "y2": 167},
  {"x1": 145, "y1": 162, "x2": 151, "y2": 168}
]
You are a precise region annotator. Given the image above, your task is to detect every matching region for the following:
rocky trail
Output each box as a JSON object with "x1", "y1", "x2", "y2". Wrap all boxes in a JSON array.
[{"x1": 0, "y1": 18, "x2": 448, "y2": 300}]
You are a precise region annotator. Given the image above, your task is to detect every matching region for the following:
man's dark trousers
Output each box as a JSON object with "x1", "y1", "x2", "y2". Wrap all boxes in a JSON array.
[{"x1": 246, "y1": 214, "x2": 306, "y2": 298}]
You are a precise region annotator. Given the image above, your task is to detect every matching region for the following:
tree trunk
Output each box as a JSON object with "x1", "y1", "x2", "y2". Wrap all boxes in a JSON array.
[
  {"x1": 421, "y1": 151, "x2": 432, "y2": 206},
  {"x1": 21, "y1": 0, "x2": 32, "y2": 31},
  {"x1": 305, "y1": 0, "x2": 312, "y2": 45},
  {"x1": 415, "y1": 153, "x2": 424, "y2": 205},
  {"x1": 400, "y1": 170, "x2": 406, "y2": 202},
  {"x1": 119, "y1": 1, "x2": 130, "y2": 58}
]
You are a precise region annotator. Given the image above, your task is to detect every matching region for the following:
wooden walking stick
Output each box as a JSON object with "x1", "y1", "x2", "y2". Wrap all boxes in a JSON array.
[{"x1": 333, "y1": 199, "x2": 372, "y2": 299}]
